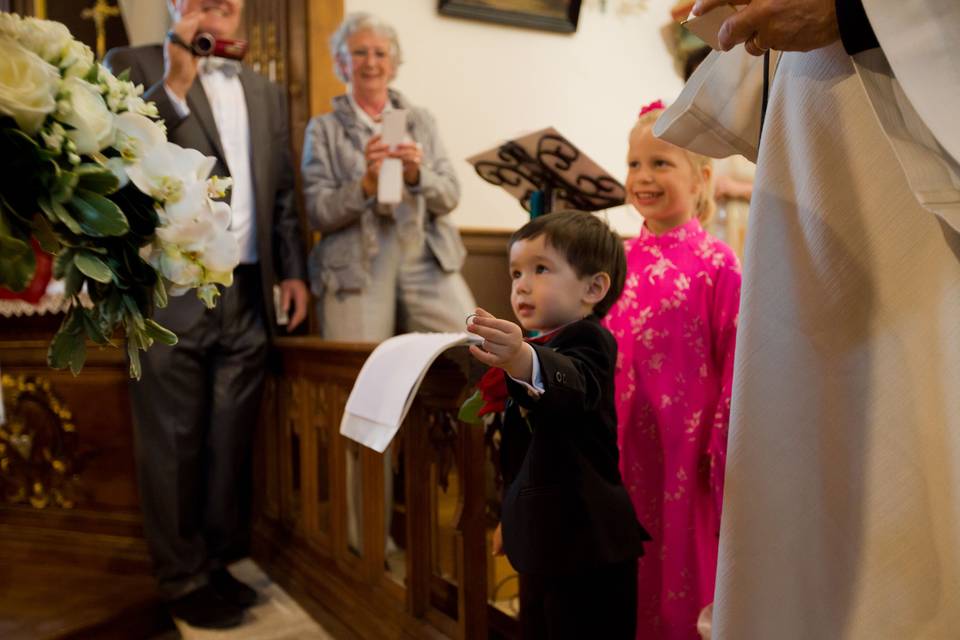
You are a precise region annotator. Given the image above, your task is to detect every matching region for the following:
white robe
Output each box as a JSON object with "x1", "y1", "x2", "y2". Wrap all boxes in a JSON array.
[{"x1": 656, "y1": 2, "x2": 960, "y2": 638}]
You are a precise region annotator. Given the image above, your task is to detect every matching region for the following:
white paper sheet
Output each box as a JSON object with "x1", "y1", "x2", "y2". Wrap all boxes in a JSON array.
[
  {"x1": 340, "y1": 332, "x2": 482, "y2": 452},
  {"x1": 377, "y1": 157, "x2": 403, "y2": 204}
]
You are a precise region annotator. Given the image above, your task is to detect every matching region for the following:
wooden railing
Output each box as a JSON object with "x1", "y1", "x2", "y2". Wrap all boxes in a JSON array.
[{"x1": 252, "y1": 337, "x2": 520, "y2": 639}]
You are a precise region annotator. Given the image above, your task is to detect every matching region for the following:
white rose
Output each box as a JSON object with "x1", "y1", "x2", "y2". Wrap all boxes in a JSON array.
[
  {"x1": 61, "y1": 40, "x2": 94, "y2": 80},
  {"x1": 0, "y1": 12, "x2": 23, "y2": 39},
  {"x1": 58, "y1": 76, "x2": 114, "y2": 154},
  {"x1": 0, "y1": 35, "x2": 59, "y2": 133},
  {"x1": 18, "y1": 18, "x2": 71, "y2": 64}
]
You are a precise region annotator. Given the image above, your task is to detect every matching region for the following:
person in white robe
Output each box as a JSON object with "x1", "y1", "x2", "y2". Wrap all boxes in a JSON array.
[{"x1": 655, "y1": 1, "x2": 960, "y2": 638}]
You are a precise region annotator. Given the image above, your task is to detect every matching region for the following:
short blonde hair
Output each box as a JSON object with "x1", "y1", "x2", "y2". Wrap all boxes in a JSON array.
[{"x1": 633, "y1": 107, "x2": 716, "y2": 225}]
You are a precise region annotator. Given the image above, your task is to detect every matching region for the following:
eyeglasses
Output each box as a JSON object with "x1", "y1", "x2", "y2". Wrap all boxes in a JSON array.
[{"x1": 349, "y1": 48, "x2": 390, "y2": 61}]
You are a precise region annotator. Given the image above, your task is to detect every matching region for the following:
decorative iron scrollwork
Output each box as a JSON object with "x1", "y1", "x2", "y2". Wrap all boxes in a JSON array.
[
  {"x1": 473, "y1": 133, "x2": 625, "y2": 213},
  {"x1": 0, "y1": 374, "x2": 82, "y2": 509}
]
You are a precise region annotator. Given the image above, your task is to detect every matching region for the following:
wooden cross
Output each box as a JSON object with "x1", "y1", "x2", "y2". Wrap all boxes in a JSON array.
[{"x1": 81, "y1": 0, "x2": 121, "y2": 61}]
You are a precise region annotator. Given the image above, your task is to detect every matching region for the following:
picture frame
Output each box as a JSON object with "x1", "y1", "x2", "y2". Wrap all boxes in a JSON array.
[{"x1": 438, "y1": 0, "x2": 583, "y2": 34}]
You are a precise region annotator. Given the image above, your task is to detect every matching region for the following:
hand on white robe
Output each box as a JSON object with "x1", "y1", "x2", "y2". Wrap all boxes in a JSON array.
[{"x1": 691, "y1": 0, "x2": 840, "y2": 54}]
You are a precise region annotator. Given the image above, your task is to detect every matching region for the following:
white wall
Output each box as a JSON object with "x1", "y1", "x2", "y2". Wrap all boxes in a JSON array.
[{"x1": 341, "y1": 0, "x2": 685, "y2": 235}]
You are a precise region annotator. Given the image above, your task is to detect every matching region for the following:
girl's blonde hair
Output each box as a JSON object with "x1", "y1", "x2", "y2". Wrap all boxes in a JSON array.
[{"x1": 633, "y1": 107, "x2": 716, "y2": 225}]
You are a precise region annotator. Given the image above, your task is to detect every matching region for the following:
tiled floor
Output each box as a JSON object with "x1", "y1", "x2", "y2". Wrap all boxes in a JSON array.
[{"x1": 172, "y1": 559, "x2": 336, "y2": 640}]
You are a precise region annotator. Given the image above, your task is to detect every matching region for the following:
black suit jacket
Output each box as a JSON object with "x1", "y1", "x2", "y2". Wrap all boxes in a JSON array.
[
  {"x1": 103, "y1": 45, "x2": 306, "y2": 335},
  {"x1": 500, "y1": 315, "x2": 650, "y2": 576}
]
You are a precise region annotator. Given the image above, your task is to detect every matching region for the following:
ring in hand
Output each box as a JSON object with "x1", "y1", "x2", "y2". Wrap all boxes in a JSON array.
[
  {"x1": 751, "y1": 33, "x2": 769, "y2": 52},
  {"x1": 465, "y1": 313, "x2": 478, "y2": 328}
]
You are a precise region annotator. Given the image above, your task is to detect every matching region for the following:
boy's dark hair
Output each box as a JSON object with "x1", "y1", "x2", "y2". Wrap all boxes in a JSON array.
[{"x1": 510, "y1": 210, "x2": 626, "y2": 318}]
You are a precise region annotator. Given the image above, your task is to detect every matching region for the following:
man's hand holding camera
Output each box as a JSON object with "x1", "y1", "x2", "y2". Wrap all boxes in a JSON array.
[{"x1": 164, "y1": 10, "x2": 203, "y2": 100}]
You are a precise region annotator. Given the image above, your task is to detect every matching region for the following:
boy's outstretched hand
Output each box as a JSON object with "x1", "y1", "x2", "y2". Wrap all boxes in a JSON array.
[{"x1": 467, "y1": 308, "x2": 533, "y2": 384}]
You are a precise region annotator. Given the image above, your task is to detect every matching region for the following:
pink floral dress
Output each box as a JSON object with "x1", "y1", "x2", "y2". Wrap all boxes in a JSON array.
[{"x1": 603, "y1": 219, "x2": 741, "y2": 640}]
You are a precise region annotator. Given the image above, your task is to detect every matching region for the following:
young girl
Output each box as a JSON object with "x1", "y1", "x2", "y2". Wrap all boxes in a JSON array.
[{"x1": 603, "y1": 101, "x2": 741, "y2": 640}]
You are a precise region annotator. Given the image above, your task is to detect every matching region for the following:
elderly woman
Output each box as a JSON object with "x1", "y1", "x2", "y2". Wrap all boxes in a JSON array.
[{"x1": 302, "y1": 12, "x2": 475, "y2": 341}]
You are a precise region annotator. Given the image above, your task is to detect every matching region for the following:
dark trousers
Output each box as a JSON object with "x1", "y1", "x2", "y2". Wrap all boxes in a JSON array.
[
  {"x1": 520, "y1": 558, "x2": 638, "y2": 640},
  {"x1": 129, "y1": 265, "x2": 269, "y2": 597}
]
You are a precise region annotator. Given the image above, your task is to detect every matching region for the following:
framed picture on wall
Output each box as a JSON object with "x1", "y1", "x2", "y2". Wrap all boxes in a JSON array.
[{"x1": 438, "y1": 0, "x2": 583, "y2": 34}]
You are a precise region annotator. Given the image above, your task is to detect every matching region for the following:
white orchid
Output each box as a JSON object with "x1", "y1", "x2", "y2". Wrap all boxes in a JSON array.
[
  {"x1": 126, "y1": 141, "x2": 216, "y2": 204},
  {"x1": 113, "y1": 110, "x2": 165, "y2": 162}
]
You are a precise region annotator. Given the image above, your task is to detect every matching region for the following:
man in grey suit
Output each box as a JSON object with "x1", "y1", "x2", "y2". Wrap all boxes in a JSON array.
[{"x1": 105, "y1": 0, "x2": 308, "y2": 629}]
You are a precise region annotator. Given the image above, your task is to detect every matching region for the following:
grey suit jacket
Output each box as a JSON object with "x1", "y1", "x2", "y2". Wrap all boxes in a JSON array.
[
  {"x1": 301, "y1": 90, "x2": 466, "y2": 297},
  {"x1": 103, "y1": 45, "x2": 306, "y2": 335}
]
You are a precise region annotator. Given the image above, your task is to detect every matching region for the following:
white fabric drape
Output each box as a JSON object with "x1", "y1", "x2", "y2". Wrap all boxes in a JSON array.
[{"x1": 655, "y1": 4, "x2": 960, "y2": 638}]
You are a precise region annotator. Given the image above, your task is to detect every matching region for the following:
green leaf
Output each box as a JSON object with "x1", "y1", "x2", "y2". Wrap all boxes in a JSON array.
[
  {"x1": 122, "y1": 294, "x2": 146, "y2": 331},
  {"x1": 62, "y1": 260, "x2": 83, "y2": 298},
  {"x1": 0, "y1": 233, "x2": 35, "y2": 292},
  {"x1": 48, "y1": 309, "x2": 87, "y2": 376},
  {"x1": 144, "y1": 319, "x2": 178, "y2": 346},
  {"x1": 75, "y1": 164, "x2": 120, "y2": 195},
  {"x1": 51, "y1": 168, "x2": 78, "y2": 203},
  {"x1": 74, "y1": 251, "x2": 113, "y2": 283},
  {"x1": 52, "y1": 248, "x2": 74, "y2": 279},
  {"x1": 84, "y1": 64, "x2": 99, "y2": 84},
  {"x1": 117, "y1": 68, "x2": 130, "y2": 82},
  {"x1": 40, "y1": 197, "x2": 84, "y2": 235},
  {"x1": 79, "y1": 308, "x2": 109, "y2": 345},
  {"x1": 0, "y1": 192, "x2": 33, "y2": 227},
  {"x1": 127, "y1": 338, "x2": 142, "y2": 380},
  {"x1": 153, "y1": 277, "x2": 168, "y2": 308},
  {"x1": 457, "y1": 389, "x2": 485, "y2": 425},
  {"x1": 69, "y1": 189, "x2": 129, "y2": 237},
  {"x1": 30, "y1": 213, "x2": 61, "y2": 254}
]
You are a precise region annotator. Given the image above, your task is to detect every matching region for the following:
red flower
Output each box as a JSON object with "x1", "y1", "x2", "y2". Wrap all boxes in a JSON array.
[
  {"x1": 476, "y1": 366, "x2": 508, "y2": 417},
  {"x1": 0, "y1": 238, "x2": 52, "y2": 305}
]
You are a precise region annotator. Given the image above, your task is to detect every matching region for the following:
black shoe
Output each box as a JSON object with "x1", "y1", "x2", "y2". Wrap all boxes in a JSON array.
[
  {"x1": 169, "y1": 584, "x2": 245, "y2": 629},
  {"x1": 210, "y1": 567, "x2": 259, "y2": 608}
]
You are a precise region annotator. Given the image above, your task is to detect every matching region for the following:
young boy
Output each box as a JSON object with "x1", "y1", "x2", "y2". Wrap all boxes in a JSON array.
[{"x1": 467, "y1": 210, "x2": 650, "y2": 639}]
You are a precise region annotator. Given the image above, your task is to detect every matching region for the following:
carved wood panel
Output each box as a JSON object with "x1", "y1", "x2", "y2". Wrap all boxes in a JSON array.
[{"x1": 253, "y1": 339, "x2": 519, "y2": 639}]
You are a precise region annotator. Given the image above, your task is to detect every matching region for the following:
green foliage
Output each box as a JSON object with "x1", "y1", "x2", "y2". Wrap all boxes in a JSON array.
[{"x1": 458, "y1": 389, "x2": 485, "y2": 425}]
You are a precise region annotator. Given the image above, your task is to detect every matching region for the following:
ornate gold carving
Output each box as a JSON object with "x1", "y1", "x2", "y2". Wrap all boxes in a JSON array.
[
  {"x1": 0, "y1": 374, "x2": 81, "y2": 509},
  {"x1": 81, "y1": 0, "x2": 122, "y2": 61},
  {"x1": 248, "y1": 23, "x2": 262, "y2": 74},
  {"x1": 263, "y1": 21, "x2": 284, "y2": 84}
]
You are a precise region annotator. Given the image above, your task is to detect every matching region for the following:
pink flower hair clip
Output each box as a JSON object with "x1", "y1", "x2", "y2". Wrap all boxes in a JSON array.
[{"x1": 638, "y1": 100, "x2": 666, "y2": 118}]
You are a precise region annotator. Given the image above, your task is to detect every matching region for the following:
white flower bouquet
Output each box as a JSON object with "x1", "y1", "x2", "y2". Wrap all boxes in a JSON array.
[{"x1": 0, "y1": 13, "x2": 239, "y2": 378}]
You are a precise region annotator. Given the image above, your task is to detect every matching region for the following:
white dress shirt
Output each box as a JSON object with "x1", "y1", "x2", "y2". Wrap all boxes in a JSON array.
[{"x1": 164, "y1": 58, "x2": 257, "y2": 264}]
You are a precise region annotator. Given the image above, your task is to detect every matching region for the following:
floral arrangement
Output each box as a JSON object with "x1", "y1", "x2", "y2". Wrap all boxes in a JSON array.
[{"x1": 0, "y1": 13, "x2": 239, "y2": 378}]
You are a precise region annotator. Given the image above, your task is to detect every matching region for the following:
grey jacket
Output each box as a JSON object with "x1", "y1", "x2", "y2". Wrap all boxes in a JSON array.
[{"x1": 301, "y1": 89, "x2": 466, "y2": 296}]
